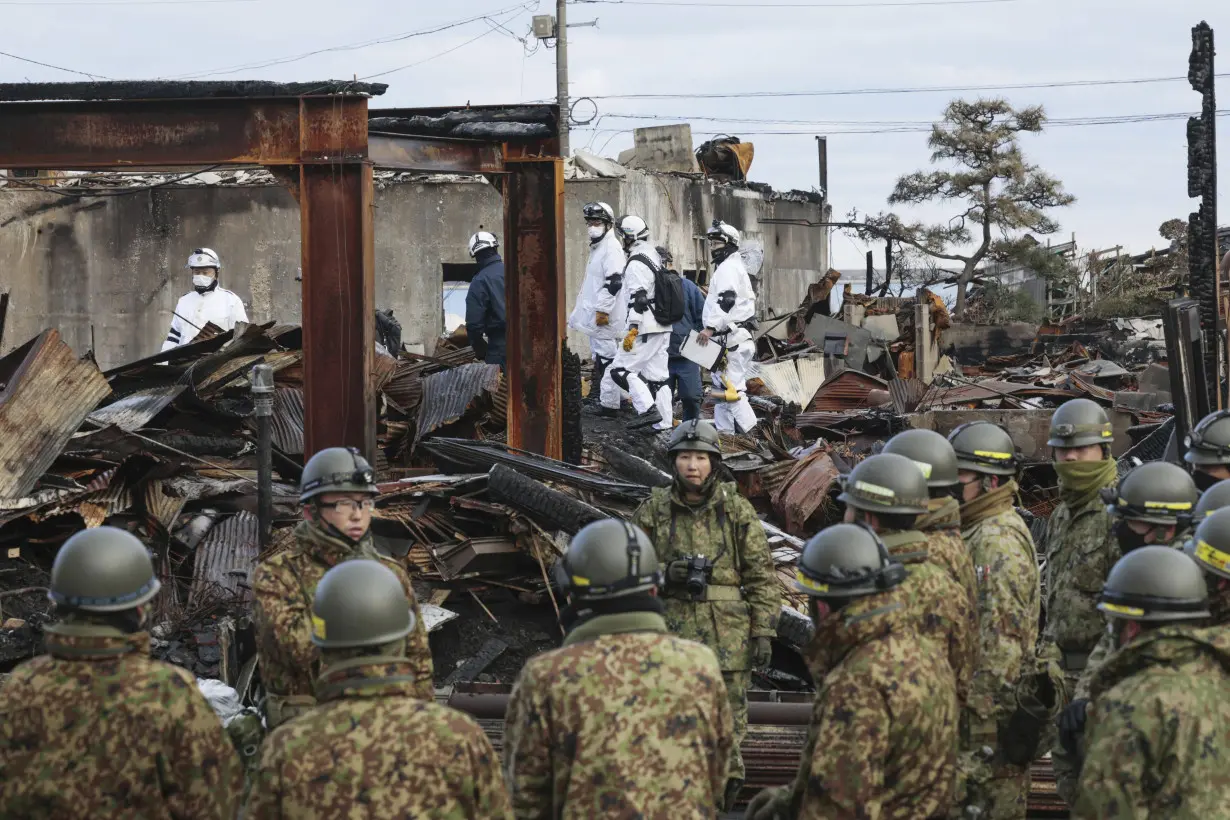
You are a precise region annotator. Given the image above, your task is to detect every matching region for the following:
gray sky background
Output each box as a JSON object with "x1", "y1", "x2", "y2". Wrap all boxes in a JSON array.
[{"x1": 4, "y1": 0, "x2": 1227, "y2": 269}]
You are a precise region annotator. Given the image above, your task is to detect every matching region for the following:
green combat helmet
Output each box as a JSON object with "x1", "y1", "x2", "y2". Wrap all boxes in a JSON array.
[
  {"x1": 1195, "y1": 479, "x2": 1230, "y2": 520},
  {"x1": 837, "y1": 453, "x2": 929, "y2": 515},
  {"x1": 948, "y1": 421, "x2": 1018, "y2": 476},
  {"x1": 668, "y1": 419, "x2": 722, "y2": 456},
  {"x1": 795, "y1": 523, "x2": 907, "y2": 599},
  {"x1": 1048, "y1": 398, "x2": 1114, "y2": 448},
  {"x1": 311, "y1": 560, "x2": 415, "y2": 649},
  {"x1": 552, "y1": 518, "x2": 661, "y2": 602},
  {"x1": 1098, "y1": 546, "x2": 1210, "y2": 622},
  {"x1": 1184, "y1": 410, "x2": 1230, "y2": 467},
  {"x1": 1102, "y1": 461, "x2": 1197, "y2": 526},
  {"x1": 300, "y1": 447, "x2": 378, "y2": 504},
  {"x1": 48, "y1": 526, "x2": 161, "y2": 612},
  {"x1": 1188, "y1": 506, "x2": 1230, "y2": 581},
  {"x1": 883, "y1": 429, "x2": 959, "y2": 488}
]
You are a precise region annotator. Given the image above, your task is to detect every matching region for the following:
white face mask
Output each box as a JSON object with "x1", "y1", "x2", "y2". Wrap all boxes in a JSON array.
[
  {"x1": 588, "y1": 226, "x2": 606, "y2": 241},
  {"x1": 192, "y1": 274, "x2": 215, "y2": 289}
]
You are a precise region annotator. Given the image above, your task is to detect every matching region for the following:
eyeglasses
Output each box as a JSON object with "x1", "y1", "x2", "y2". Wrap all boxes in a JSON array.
[{"x1": 317, "y1": 498, "x2": 375, "y2": 514}]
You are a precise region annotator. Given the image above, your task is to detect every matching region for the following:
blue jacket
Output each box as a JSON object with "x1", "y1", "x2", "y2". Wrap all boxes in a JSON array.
[
  {"x1": 465, "y1": 251, "x2": 506, "y2": 366},
  {"x1": 669, "y1": 276, "x2": 706, "y2": 358}
]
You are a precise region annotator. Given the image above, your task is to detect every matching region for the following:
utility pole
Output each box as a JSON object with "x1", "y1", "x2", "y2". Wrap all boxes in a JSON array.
[{"x1": 556, "y1": 0, "x2": 570, "y2": 156}]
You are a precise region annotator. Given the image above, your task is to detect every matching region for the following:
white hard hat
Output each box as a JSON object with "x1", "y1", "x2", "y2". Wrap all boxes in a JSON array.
[
  {"x1": 583, "y1": 202, "x2": 616, "y2": 224},
  {"x1": 468, "y1": 231, "x2": 499, "y2": 258},
  {"x1": 186, "y1": 247, "x2": 221, "y2": 270},
  {"x1": 706, "y1": 220, "x2": 741, "y2": 247},
  {"x1": 615, "y1": 215, "x2": 649, "y2": 245}
]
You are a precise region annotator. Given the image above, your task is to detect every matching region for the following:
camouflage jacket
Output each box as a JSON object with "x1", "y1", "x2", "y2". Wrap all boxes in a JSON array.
[
  {"x1": 631, "y1": 481, "x2": 780, "y2": 670},
  {"x1": 251, "y1": 521, "x2": 433, "y2": 702},
  {"x1": 503, "y1": 610, "x2": 733, "y2": 819},
  {"x1": 917, "y1": 497, "x2": 980, "y2": 674},
  {"x1": 1042, "y1": 495, "x2": 1117, "y2": 657},
  {"x1": 1073, "y1": 625, "x2": 1230, "y2": 819},
  {"x1": 881, "y1": 527, "x2": 977, "y2": 706},
  {"x1": 0, "y1": 624, "x2": 243, "y2": 819},
  {"x1": 788, "y1": 586, "x2": 957, "y2": 819},
  {"x1": 960, "y1": 499, "x2": 1041, "y2": 737},
  {"x1": 246, "y1": 658, "x2": 511, "y2": 819}
]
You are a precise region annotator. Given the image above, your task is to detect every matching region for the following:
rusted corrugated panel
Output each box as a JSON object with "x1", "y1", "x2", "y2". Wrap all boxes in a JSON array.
[
  {"x1": 888, "y1": 378, "x2": 927, "y2": 415},
  {"x1": 271, "y1": 388, "x2": 305, "y2": 455},
  {"x1": 0, "y1": 329, "x2": 111, "y2": 499},
  {"x1": 145, "y1": 480, "x2": 186, "y2": 531},
  {"x1": 772, "y1": 452, "x2": 839, "y2": 535},
  {"x1": 415, "y1": 363, "x2": 502, "y2": 442},
  {"x1": 190, "y1": 511, "x2": 259, "y2": 606},
  {"x1": 89, "y1": 385, "x2": 186, "y2": 432},
  {"x1": 809, "y1": 370, "x2": 890, "y2": 412}
]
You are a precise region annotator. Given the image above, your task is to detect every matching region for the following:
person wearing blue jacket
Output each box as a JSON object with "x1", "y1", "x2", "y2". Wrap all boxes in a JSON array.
[
  {"x1": 464, "y1": 231, "x2": 506, "y2": 369},
  {"x1": 661, "y1": 247, "x2": 705, "y2": 422}
]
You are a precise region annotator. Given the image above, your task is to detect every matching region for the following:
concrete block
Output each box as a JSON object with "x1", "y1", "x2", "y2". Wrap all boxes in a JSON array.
[{"x1": 624, "y1": 125, "x2": 699, "y2": 174}]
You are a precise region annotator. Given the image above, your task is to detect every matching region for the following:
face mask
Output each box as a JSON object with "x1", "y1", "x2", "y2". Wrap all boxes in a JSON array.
[
  {"x1": 192, "y1": 274, "x2": 214, "y2": 289},
  {"x1": 1195, "y1": 470, "x2": 1222, "y2": 492},
  {"x1": 588, "y1": 226, "x2": 606, "y2": 241},
  {"x1": 1113, "y1": 520, "x2": 1154, "y2": 553}
]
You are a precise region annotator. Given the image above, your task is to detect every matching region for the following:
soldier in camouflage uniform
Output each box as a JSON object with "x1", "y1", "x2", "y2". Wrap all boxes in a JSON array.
[
  {"x1": 947, "y1": 422, "x2": 1041, "y2": 819},
  {"x1": 252, "y1": 447, "x2": 433, "y2": 727},
  {"x1": 745, "y1": 523, "x2": 957, "y2": 820},
  {"x1": 1184, "y1": 409, "x2": 1230, "y2": 491},
  {"x1": 630, "y1": 419, "x2": 779, "y2": 806},
  {"x1": 0, "y1": 527, "x2": 243, "y2": 818},
  {"x1": 1053, "y1": 460, "x2": 1197, "y2": 802},
  {"x1": 505, "y1": 518, "x2": 733, "y2": 819},
  {"x1": 1072, "y1": 546, "x2": 1230, "y2": 819},
  {"x1": 1036, "y1": 399, "x2": 1117, "y2": 803},
  {"x1": 840, "y1": 452, "x2": 977, "y2": 706},
  {"x1": 247, "y1": 559, "x2": 510, "y2": 819},
  {"x1": 1187, "y1": 501, "x2": 1230, "y2": 624}
]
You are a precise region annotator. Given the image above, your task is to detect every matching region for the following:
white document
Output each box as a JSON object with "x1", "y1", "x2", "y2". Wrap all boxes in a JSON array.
[{"x1": 678, "y1": 329, "x2": 723, "y2": 369}]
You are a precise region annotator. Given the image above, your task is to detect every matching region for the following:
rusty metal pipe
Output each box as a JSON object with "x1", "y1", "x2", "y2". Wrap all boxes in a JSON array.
[{"x1": 446, "y1": 691, "x2": 813, "y2": 725}]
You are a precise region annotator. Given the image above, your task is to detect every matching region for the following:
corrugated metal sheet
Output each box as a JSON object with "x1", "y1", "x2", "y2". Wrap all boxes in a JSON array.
[
  {"x1": 772, "y1": 452, "x2": 839, "y2": 535},
  {"x1": 753, "y1": 355, "x2": 825, "y2": 408},
  {"x1": 189, "y1": 511, "x2": 259, "y2": 606},
  {"x1": 888, "y1": 378, "x2": 927, "y2": 415},
  {"x1": 809, "y1": 370, "x2": 889, "y2": 412},
  {"x1": 0, "y1": 329, "x2": 112, "y2": 499},
  {"x1": 382, "y1": 348, "x2": 479, "y2": 413},
  {"x1": 89, "y1": 385, "x2": 186, "y2": 432},
  {"x1": 271, "y1": 388, "x2": 304, "y2": 455},
  {"x1": 415, "y1": 363, "x2": 502, "y2": 442},
  {"x1": 145, "y1": 479, "x2": 187, "y2": 530}
]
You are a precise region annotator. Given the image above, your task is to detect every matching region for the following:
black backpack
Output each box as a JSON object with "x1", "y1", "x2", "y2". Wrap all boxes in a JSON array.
[{"x1": 629, "y1": 254, "x2": 685, "y2": 326}]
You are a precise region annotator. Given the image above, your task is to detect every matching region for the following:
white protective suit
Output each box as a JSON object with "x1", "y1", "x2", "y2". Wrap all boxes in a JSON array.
[
  {"x1": 567, "y1": 227, "x2": 627, "y2": 363},
  {"x1": 599, "y1": 241, "x2": 672, "y2": 430},
  {"x1": 161, "y1": 287, "x2": 249, "y2": 351},
  {"x1": 703, "y1": 249, "x2": 758, "y2": 433}
]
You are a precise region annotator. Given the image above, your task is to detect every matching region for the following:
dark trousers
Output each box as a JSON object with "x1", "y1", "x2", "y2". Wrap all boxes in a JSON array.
[{"x1": 668, "y1": 356, "x2": 702, "y2": 421}]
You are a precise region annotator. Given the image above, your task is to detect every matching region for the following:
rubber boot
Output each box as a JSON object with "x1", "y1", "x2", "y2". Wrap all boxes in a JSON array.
[{"x1": 627, "y1": 405, "x2": 662, "y2": 430}]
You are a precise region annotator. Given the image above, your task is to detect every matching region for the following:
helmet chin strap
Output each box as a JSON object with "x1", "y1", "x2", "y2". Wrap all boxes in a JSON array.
[{"x1": 310, "y1": 504, "x2": 365, "y2": 547}]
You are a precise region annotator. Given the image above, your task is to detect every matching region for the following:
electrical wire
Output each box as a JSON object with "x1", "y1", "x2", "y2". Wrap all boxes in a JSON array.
[
  {"x1": 0, "y1": 49, "x2": 110, "y2": 79},
  {"x1": 0, "y1": 0, "x2": 254, "y2": 4},
  {"x1": 2, "y1": 166, "x2": 226, "y2": 198},
  {"x1": 596, "y1": 110, "x2": 1229, "y2": 132},
  {"x1": 588, "y1": 73, "x2": 1230, "y2": 101},
  {"x1": 360, "y1": 8, "x2": 528, "y2": 80},
  {"x1": 164, "y1": 0, "x2": 536, "y2": 80}
]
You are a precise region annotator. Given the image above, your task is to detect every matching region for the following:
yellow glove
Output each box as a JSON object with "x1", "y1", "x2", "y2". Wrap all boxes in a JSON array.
[
  {"x1": 722, "y1": 376, "x2": 739, "y2": 403},
  {"x1": 622, "y1": 327, "x2": 638, "y2": 352},
  {"x1": 595, "y1": 311, "x2": 609, "y2": 327}
]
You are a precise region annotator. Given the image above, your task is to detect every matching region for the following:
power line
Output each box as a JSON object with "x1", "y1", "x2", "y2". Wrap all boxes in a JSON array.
[
  {"x1": 0, "y1": 0, "x2": 255, "y2": 4},
  {"x1": 571, "y1": 0, "x2": 1019, "y2": 6},
  {"x1": 589, "y1": 73, "x2": 1230, "y2": 101},
  {"x1": 600, "y1": 110, "x2": 1225, "y2": 129},
  {"x1": 166, "y1": 1, "x2": 536, "y2": 80},
  {"x1": 0, "y1": 49, "x2": 110, "y2": 79},
  {"x1": 360, "y1": 8, "x2": 527, "y2": 80}
]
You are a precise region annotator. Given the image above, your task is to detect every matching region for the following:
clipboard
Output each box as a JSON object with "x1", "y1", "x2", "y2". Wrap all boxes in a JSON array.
[{"x1": 678, "y1": 330, "x2": 722, "y2": 369}]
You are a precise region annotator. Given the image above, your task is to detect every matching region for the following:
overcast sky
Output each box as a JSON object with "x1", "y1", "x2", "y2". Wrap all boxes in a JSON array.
[{"x1": 4, "y1": 0, "x2": 1227, "y2": 268}]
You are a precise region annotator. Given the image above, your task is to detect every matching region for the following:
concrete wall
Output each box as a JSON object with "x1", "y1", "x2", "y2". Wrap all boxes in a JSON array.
[{"x1": 0, "y1": 172, "x2": 826, "y2": 368}]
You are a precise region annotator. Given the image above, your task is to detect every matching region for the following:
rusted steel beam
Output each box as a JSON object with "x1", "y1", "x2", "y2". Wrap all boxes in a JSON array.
[
  {"x1": 0, "y1": 98, "x2": 303, "y2": 169},
  {"x1": 368, "y1": 133, "x2": 504, "y2": 174},
  {"x1": 503, "y1": 157, "x2": 565, "y2": 459}
]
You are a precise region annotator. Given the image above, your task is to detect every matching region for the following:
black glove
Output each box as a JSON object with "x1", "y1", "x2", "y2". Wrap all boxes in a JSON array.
[
  {"x1": 471, "y1": 338, "x2": 488, "y2": 361},
  {"x1": 1057, "y1": 697, "x2": 1089, "y2": 757},
  {"x1": 666, "y1": 560, "x2": 689, "y2": 585}
]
